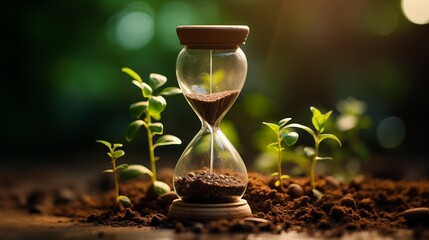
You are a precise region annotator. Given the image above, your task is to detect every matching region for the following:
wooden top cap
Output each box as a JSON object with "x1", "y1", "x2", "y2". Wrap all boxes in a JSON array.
[{"x1": 176, "y1": 25, "x2": 249, "y2": 49}]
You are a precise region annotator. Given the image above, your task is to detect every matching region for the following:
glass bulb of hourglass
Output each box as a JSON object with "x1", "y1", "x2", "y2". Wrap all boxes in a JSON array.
[{"x1": 174, "y1": 25, "x2": 249, "y2": 204}]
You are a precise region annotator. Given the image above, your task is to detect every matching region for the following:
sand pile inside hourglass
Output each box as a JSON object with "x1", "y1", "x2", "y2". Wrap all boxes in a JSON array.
[
  {"x1": 175, "y1": 90, "x2": 245, "y2": 204},
  {"x1": 184, "y1": 90, "x2": 239, "y2": 126},
  {"x1": 175, "y1": 168, "x2": 246, "y2": 203}
]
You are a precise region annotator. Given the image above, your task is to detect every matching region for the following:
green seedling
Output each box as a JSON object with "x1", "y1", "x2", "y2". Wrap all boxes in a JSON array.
[
  {"x1": 263, "y1": 118, "x2": 299, "y2": 192},
  {"x1": 286, "y1": 107, "x2": 342, "y2": 198},
  {"x1": 120, "y1": 67, "x2": 182, "y2": 196},
  {"x1": 96, "y1": 140, "x2": 130, "y2": 207}
]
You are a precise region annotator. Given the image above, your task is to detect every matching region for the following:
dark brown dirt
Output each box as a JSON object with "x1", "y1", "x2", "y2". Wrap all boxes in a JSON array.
[
  {"x1": 7, "y1": 169, "x2": 429, "y2": 238},
  {"x1": 175, "y1": 171, "x2": 246, "y2": 203}
]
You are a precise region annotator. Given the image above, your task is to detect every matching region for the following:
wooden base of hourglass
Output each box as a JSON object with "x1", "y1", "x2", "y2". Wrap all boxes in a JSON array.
[{"x1": 168, "y1": 199, "x2": 252, "y2": 221}]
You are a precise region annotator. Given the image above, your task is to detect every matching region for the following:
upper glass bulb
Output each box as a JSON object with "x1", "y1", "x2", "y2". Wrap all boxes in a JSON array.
[{"x1": 177, "y1": 48, "x2": 247, "y2": 126}]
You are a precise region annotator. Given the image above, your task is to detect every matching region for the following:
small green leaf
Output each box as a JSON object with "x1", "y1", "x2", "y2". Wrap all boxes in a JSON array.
[
  {"x1": 281, "y1": 132, "x2": 299, "y2": 146},
  {"x1": 122, "y1": 67, "x2": 142, "y2": 83},
  {"x1": 132, "y1": 80, "x2": 143, "y2": 89},
  {"x1": 310, "y1": 106, "x2": 323, "y2": 132},
  {"x1": 102, "y1": 169, "x2": 114, "y2": 173},
  {"x1": 324, "y1": 110, "x2": 332, "y2": 121},
  {"x1": 154, "y1": 135, "x2": 182, "y2": 149},
  {"x1": 310, "y1": 107, "x2": 332, "y2": 133},
  {"x1": 129, "y1": 101, "x2": 148, "y2": 119},
  {"x1": 148, "y1": 96, "x2": 167, "y2": 115},
  {"x1": 262, "y1": 122, "x2": 279, "y2": 132},
  {"x1": 142, "y1": 82, "x2": 153, "y2": 97},
  {"x1": 319, "y1": 134, "x2": 342, "y2": 146},
  {"x1": 312, "y1": 189, "x2": 323, "y2": 199},
  {"x1": 274, "y1": 180, "x2": 280, "y2": 187},
  {"x1": 153, "y1": 180, "x2": 171, "y2": 196},
  {"x1": 107, "y1": 152, "x2": 113, "y2": 158},
  {"x1": 285, "y1": 123, "x2": 317, "y2": 140},
  {"x1": 158, "y1": 87, "x2": 182, "y2": 96},
  {"x1": 273, "y1": 146, "x2": 283, "y2": 152},
  {"x1": 111, "y1": 150, "x2": 125, "y2": 159},
  {"x1": 278, "y1": 118, "x2": 292, "y2": 127},
  {"x1": 132, "y1": 81, "x2": 152, "y2": 97},
  {"x1": 310, "y1": 106, "x2": 322, "y2": 117},
  {"x1": 120, "y1": 164, "x2": 153, "y2": 181},
  {"x1": 316, "y1": 157, "x2": 333, "y2": 161},
  {"x1": 313, "y1": 115, "x2": 325, "y2": 133},
  {"x1": 112, "y1": 143, "x2": 123, "y2": 149},
  {"x1": 267, "y1": 142, "x2": 277, "y2": 149},
  {"x1": 280, "y1": 175, "x2": 290, "y2": 180},
  {"x1": 149, "y1": 73, "x2": 167, "y2": 90},
  {"x1": 125, "y1": 120, "x2": 146, "y2": 142},
  {"x1": 118, "y1": 195, "x2": 131, "y2": 207},
  {"x1": 149, "y1": 123, "x2": 163, "y2": 136},
  {"x1": 116, "y1": 164, "x2": 128, "y2": 170},
  {"x1": 96, "y1": 140, "x2": 112, "y2": 152},
  {"x1": 152, "y1": 113, "x2": 161, "y2": 121},
  {"x1": 270, "y1": 172, "x2": 279, "y2": 177}
]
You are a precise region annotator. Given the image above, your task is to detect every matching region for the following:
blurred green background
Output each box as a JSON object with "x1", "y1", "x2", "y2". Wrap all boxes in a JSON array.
[{"x1": 2, "y1": 0, "x2": 428, "y2": 178}]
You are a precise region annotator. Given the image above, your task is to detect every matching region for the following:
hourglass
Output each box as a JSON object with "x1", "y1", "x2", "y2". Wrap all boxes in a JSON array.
[{"x1": 168, "y1": 25, "x2": 252, "y2": 221}]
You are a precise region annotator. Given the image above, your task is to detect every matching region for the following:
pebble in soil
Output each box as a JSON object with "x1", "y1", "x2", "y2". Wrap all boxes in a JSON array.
[
  {"x1": 400, "y1": 207, "x2": 429, "y2": 227},
  {"x1": 174, "y1": 171, "x2": 246, "y2": 203}
]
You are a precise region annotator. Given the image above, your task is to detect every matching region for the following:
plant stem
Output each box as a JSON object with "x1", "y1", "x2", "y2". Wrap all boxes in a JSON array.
[
  {"x1": 309, "y1": 157, "x2": 316, "y2": 190},
  {"x1": 310, "y1": 140, "x2": 320, "y2": 190},
  {"x1": 277, "y1": 133, "x2": 286, "y2": 192},
  {"x1": 145, "y1": 113, "x2": 157, "y2": 183},
  {"x1": 112, "y1": 158, "x2": 119, "y2": 205}
]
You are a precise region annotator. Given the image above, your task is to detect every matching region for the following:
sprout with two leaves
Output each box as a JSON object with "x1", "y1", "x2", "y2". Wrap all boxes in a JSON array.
[
  {"x1": 120, "y1": 68, "x2": 182, "y2": 196},
  {"x1": 263, "y1": 118, "x2": 299, "y2": 192},
  {"x1": 286, "y1": 107, "x2": 342, "y2": 198},
  {"x1": 96, "y1": 140, "x2": 130, "y2": 207}
]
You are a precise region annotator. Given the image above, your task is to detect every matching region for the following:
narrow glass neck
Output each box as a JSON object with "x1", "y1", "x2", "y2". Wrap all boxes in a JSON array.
[{"x1": 202, "y1": 120, "x2": 220, "y2": 131}]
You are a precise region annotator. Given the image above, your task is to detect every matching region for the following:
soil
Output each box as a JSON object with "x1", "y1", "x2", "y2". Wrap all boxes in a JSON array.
[
  {"x1": 8, "y1": 168, "x2": 428, "y2": 238},
  {"x1": 185, "y1": 90, "x2": 240, "y2": 126},
  {"x1": 175, "y1": 171, "x2": 246, "y2": 203}
]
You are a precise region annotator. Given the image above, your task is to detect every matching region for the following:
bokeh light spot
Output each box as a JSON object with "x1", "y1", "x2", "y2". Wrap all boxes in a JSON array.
[
  {"x1": 377, "y1": 116, "x2": 406, "y2": 148},
  {"x1": 401, "y1": 0, "x2": 429, "y2": 25},
  {"x1": 365, "y1": 3, "x2": 397, "y2": 36},
  {"x1": 106, "y1": 2, "x2": 155, "y2": 50},
  {"x1": 243, "y1": 94, "x2": 276, "y2": 120},
  {"x1": 336, "y1": 97, "x2": 367, "y2": 115},
  {"x1": 115, "y1": 11, "x2": 154, "y2": 49},
  {"x1": 158, "y1": 1, "x2": 194, "y2": 51},
  {"x1": 336, "y1": 115, "x2": 358, "y2": 131}
]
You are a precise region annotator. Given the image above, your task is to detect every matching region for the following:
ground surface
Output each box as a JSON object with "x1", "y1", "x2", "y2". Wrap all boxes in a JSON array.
[
  {"x1": 1, "y1": 161, "x2": 428, "y2": 240},
  {"x1": 0, "y1": 209, "x2": 416, "y2": 240}
]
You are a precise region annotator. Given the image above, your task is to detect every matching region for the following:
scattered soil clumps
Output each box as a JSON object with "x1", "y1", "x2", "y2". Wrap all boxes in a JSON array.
[{"x1": 8, "y1": 169, "x2": 429, "y2": 237}]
